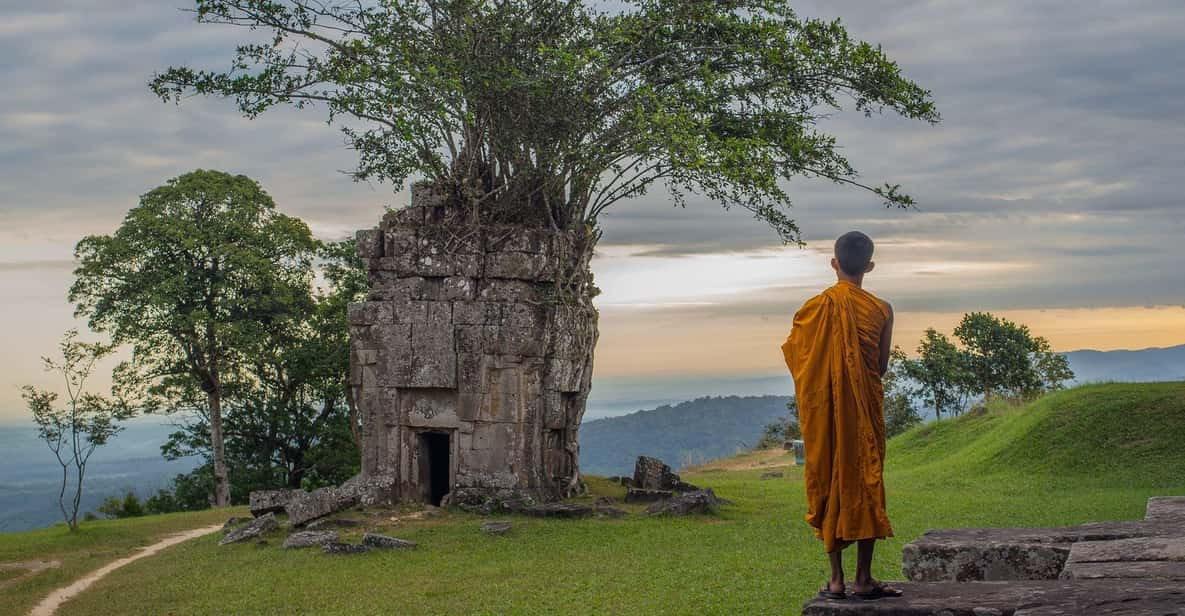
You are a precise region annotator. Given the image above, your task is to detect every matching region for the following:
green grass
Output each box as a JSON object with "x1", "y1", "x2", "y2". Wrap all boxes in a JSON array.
[
  {"x1": 0, "y1": 508, "x2": 246, "y2": 616},
  {"x1": 3, "y1": 382, "x2": 1183, "y2": 615}
]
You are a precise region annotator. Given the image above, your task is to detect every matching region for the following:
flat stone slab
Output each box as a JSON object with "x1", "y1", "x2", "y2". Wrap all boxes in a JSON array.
[
  {"x1": 1067, "y1": 535, "x2": 1185, "y2": 564},
  {"x1": 1145, "y1": 496, "x2": 1185, "y2": 523},
  {"x1": 361, "y1": 533, "x2": 417, "y2": 550},
  {"x1": 248, "y1": 489, "x2": 300, "y2": 517},
  {"x1": 481, "y1": 521, "x2": 512, "y2": 535},
  {"x1": 902, "y1": 521, "x2": 1184, "y2": 582},
  {"x1": 282, "y1": 530, "x2": 339, "y2": 549},
  {"x1": 803, "y1": 580, "x2": 1185, "y2": 615},
  {"x1": 624, "y1": 488, "x2": 673, "y2": 503},
  {"x1": 522, "y1": 503, "x2": 594, "y2": 519},
  {"x1": 220, "y1": 513, "x2": 278, "y2": 545},
  {"x1": 1062, "y1": 560, "x2": 1185, "y2": 580}
]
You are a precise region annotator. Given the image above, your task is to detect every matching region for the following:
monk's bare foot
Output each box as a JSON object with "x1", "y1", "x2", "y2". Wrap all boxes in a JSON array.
[
  {"x1": 817, "y1": 579, "x2": 846, "y2": 600},
  {"x1": 851, "y1": 580, "x2": 903, "y2": 599}
]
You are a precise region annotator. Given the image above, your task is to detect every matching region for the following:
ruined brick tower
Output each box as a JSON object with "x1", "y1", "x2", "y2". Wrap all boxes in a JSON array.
[{"x1": 348, "y1": 186, "x2": 598, "y2": 508}]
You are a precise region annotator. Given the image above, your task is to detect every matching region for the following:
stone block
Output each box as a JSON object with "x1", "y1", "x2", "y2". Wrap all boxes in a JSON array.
[
  {"x1": 548, "y1": 358, "x2": 583, "y2": 393},
  {"x1": 486, "y1": 227, "x2": 554, "y2": 253},
  {"x1": 391, "y1": 299, "x2": 429, "y2": 324},
  {"x1": 453, "y1": 301, "x2": 499, "y2": 325},
  {"x1": 1066, "y1": 535, "x2": 1185, "y2": 564},
  {"x1": 1145, "y1": 496, "x2": 1185, "y2": 523},
  {"x1": 283, "y1": 530, "x2": 339, "y2": 549},
  {"x1": 355, "y1": 228, "x2": 383, "y2": 258},
  {"x1": 348, "y1": 301, "x2": 393, "y2": 326},
  {"x1": 248, "y1": 489, "x2": 300, "y2": 517},
  {"x1": 362, "y1": 533, "x2": 417, "y2": 550},
  {"x1": 472, "y1": 422, "x2": 516, "y2": 451},
  {"x1": 285, "y1": 486, "x2": 360, "y2": 527},
  {"x1": 411, "y1": 182, "x2": 446, "y2": 208},
  {"x1": 485, "y1": 251, "x2": 555, "y2": 281},
  {"x1": 1061, "y1": 560, "x2": 1185, "y2": 580},
  {"x1": 382, "y1": 205, "x2": 425, "y2": 227},
  {"x1": 220, "y1": 513, "x2": 278, "y2": 545},
  {"x1": 401, "y1": 389, "x2": 459, "y2": 428},
  {"x1": 322, "y1": 542, "x2": 371, "y2": 555},
  {"x1": 522, "y1": 502, "x2": 594, "y2": 519},
  {"x1": 625, "y1": 488, "x2": 672, "y2": 503},
  {"x1": 543, "y1": 392, "x2": 566, "y2": 430},
  {"x1": 458, "y1": 393, "x2": 482, "y2": 422},
  {"x1": 406, "y1": 322, "x2": 456, "y2": 388},
  {"x1": 477, "y1": 279, "x2": 538, "y2": 303},
  {"x1": 374, "y1": 323, "x2": 413, "y2": 387},
  {"x1": 645, "y1": 489, "x2": 723, "y2": 516},
  {"x1": 441, "y1": 276, "x2": 477, "y2": 300}
]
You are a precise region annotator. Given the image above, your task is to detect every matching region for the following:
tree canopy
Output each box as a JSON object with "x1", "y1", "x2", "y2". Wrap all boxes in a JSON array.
[
  {"x1": 70, "y1": 169, "x2": 319, "y2": 506},
  {"x1": 151, "y1": 0, "x2": 938, "y2": 242}
]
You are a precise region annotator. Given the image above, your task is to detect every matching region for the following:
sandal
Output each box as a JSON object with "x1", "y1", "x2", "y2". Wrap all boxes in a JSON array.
[
  {"x1": 817, "y1": 584, "x2": 847, "y2": 600},
  {"x1": 852, "y1": 582, "x2": 904, "y2": 600}
]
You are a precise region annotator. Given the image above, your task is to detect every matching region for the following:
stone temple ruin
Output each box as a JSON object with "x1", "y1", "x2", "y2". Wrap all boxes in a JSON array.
[{"x1": 347, "y1": 185, "x2": 599, "y2": 510}]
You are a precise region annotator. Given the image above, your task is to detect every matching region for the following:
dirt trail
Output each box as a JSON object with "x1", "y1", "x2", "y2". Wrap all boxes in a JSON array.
[{"x1": 28, "y1": 524, "x2": 222, "y2": 616}]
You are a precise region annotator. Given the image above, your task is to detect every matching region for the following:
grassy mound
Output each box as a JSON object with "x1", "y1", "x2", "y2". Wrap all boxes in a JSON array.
[
  {"x1": 2, "y1": 383, "x2": 1181, "y2": 615},
  {"x1": 890, "y1": 382, "x2": 1185, "y2": 487}
]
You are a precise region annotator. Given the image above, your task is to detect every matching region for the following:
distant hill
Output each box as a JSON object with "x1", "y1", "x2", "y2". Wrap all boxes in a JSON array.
[
  {"x1": 1064, "y1": 344, "x2": 1185, "y2": 383},
  {"x1": 579, "y1": 395, "x2": 790, "y2": 476}
]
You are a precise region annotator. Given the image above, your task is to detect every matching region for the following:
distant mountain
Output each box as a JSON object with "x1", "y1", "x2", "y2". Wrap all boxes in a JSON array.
[
  {"x1": 579, "y1": 395, "x2": 790, "y2": 476},
  {"x1": 1064, "y1": 344, "x2": 1185, "y2": 383}
]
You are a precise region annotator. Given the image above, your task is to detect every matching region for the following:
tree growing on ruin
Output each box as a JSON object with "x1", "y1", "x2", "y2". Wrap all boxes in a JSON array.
[{"x1": 151, "y1": 0, "x2": 939, "y2": 243}]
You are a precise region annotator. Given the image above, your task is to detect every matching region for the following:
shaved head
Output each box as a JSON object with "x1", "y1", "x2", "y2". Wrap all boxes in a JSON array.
[{"x1": 835, "y1": 231, "x2": 875, "y2": 276}]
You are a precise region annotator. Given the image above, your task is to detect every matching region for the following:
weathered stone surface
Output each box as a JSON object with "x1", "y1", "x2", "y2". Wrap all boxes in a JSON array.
[
  {"x1": 760, "y1": 472, "x2": 784, "y2": 480},
  {"x1": 248, "y1": 489, "x2": 300, "y2": 517},
  {"x1": 632, "y1": 456, "x2": 699, "y2": 492},
  {"x1": 285, "y1": 487, "x2": 359, "y2": 527},
  {"x1": 352, "y1": 212, "x2": 599, "y2": 507},
  {"x1": 625, "y1": 488, "x2": 673, "y2": 503},
  {"x1": 1061, "y1": 560, "x2": 1185, "y2": 580},
  {"x1": 901, "y1": 520, "x2": 1185, "y2": 582},
  {"x1": 282, "y1": 530, "x2": 339, "y2": 549},
  {"x1": 1145, "y1": 496, "x2": 1185, "y2": 523},
  {"x1": 361, "y1": 533, "x2": 417, "y2": 550},
  {"x1": 594, "y1": 504, "x2": 628, "y2": 519},
  {"x1": 522, "y1": 502, "x2": 594, "y2": 519},
  {"x1": 305, "y1": 517, "x2": 362, "y2": 531},
  {"x1": 803, "y1": 580, "x2": 1185, "y2": 616},
  {"x1": 222, "y1": 517, "x2": 251, "y2": 530},
  {"x1": 220, "y1": 513, "x2": 278, "y2": 545},
  {"x1": 322, "y1": 542, "x2": 371, "y2": 555},
  {"x1": 481, "y1": 521, "x2": 513, "y2": 535},
  {"x1": 645, "y1": 489, "x2": 724, "y2": 516},
  {"x1": 337, "y1": 473, "x2": 396, "y2": 508},
  {"x1": 1066, "y1": 535, "x2": 1185, "y2": 564},
  {"x1": 356, "y1": 228, "x2": 383, "y2": 258}
]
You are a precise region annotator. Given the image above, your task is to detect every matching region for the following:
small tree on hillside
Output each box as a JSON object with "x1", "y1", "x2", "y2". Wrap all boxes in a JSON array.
[
  {"x1": 884, "y1": 349, "x2": 922, "y2": 436},
  {"x1": 70, "y1": 170, "x2": 319, "y2": 507},
  {"x1": 897, "y1": 332, "x2": 971, "y2": 420},
  {"x1": 22, "y1": 331, "x2": 134, "y2": 531},
  {"x1": 954, "y1": 312, "x2": 1073, "y2": 400}
]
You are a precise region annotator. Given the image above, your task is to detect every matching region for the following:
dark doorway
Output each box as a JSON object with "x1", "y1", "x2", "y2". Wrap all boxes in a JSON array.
[{"x1": 418, "y1": 432, "x2": 451, "y2": 506}]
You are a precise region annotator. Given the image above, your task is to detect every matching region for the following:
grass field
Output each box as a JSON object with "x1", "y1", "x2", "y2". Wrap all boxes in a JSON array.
[{"x1": 2, "y1": 382, "x2": 1183, "y2": 615}]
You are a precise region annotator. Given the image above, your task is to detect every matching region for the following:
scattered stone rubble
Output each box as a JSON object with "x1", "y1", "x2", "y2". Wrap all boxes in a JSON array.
[
  {"x1": 220, "y1": 513, "x2": 278, "y2": 545},
  {"x1": 282, "y1": 531, "x2": 339, "y2": 550},
  {"x1": 804, "y1": 496, "x2": 1185, "y2": 615}
]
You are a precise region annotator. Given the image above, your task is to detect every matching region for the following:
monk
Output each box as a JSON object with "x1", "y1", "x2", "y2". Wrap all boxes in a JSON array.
[{"x1": 781, "y1": 231, "x2": 903, "y2": 601}]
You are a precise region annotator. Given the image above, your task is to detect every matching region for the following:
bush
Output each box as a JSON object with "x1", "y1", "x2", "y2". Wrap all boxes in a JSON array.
[{"x1": 97, "y1": 491, "x2": 146, "y2": 519}]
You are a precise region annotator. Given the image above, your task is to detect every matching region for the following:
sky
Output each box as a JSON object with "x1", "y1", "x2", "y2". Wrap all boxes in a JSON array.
[{"x1": 2, "y1": 1, "x2": 1184, "y2": 421}]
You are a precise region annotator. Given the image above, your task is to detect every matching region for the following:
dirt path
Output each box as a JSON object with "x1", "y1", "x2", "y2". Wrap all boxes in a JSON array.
[{"x1": 28, "y1": 524, "x2": 223, "y2": 616}]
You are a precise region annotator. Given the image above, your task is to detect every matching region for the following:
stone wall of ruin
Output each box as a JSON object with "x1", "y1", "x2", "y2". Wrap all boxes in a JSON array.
[{"x1": 348, "y1": 186, "x2": 598, "y2": 508}]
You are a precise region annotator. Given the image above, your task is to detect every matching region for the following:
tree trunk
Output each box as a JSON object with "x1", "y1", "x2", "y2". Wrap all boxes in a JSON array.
[{"x1": 208, "y1": 385, "x2": 231, "y2": 507}]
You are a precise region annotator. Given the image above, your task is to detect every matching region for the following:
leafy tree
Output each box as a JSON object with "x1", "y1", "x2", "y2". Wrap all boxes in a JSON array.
[
  {"x1": 151, "y1": 0, "x2": 938, "y2": 243},
  {"x1": 953, "y1": 312, "x2": 1073, "y2": 400},
  {"x1": 160, "y1": 240, "x2": 363, "y2": 497},
  {"x1": 98, "y1": 491, "x2": 147, "y2": 519},
  {"x1": 70, "y1": 170, "x2": 318, "y2": 507},
  {"x1": 757, "y1": 398, "x2": 801, "y2": 449},
  {"x1": 22, "y1": 330, "x2": 134, "y2": 531},
  {"x1": 896, "y1": 332, "x2": 972, "y2": 420},
  {"x1": 883, "y1": 349, "x2": 922, "y2": 437}
]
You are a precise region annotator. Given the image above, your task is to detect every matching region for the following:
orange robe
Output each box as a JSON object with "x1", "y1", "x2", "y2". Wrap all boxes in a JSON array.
[{"x1": 781, "y1": 280, "x2": 894, "y2": 552}]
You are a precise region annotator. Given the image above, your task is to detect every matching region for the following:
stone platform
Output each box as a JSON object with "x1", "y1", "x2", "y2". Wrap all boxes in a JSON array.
[{"x1": 803, "y1": 497, "x2": 1185, "y2": 615}]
